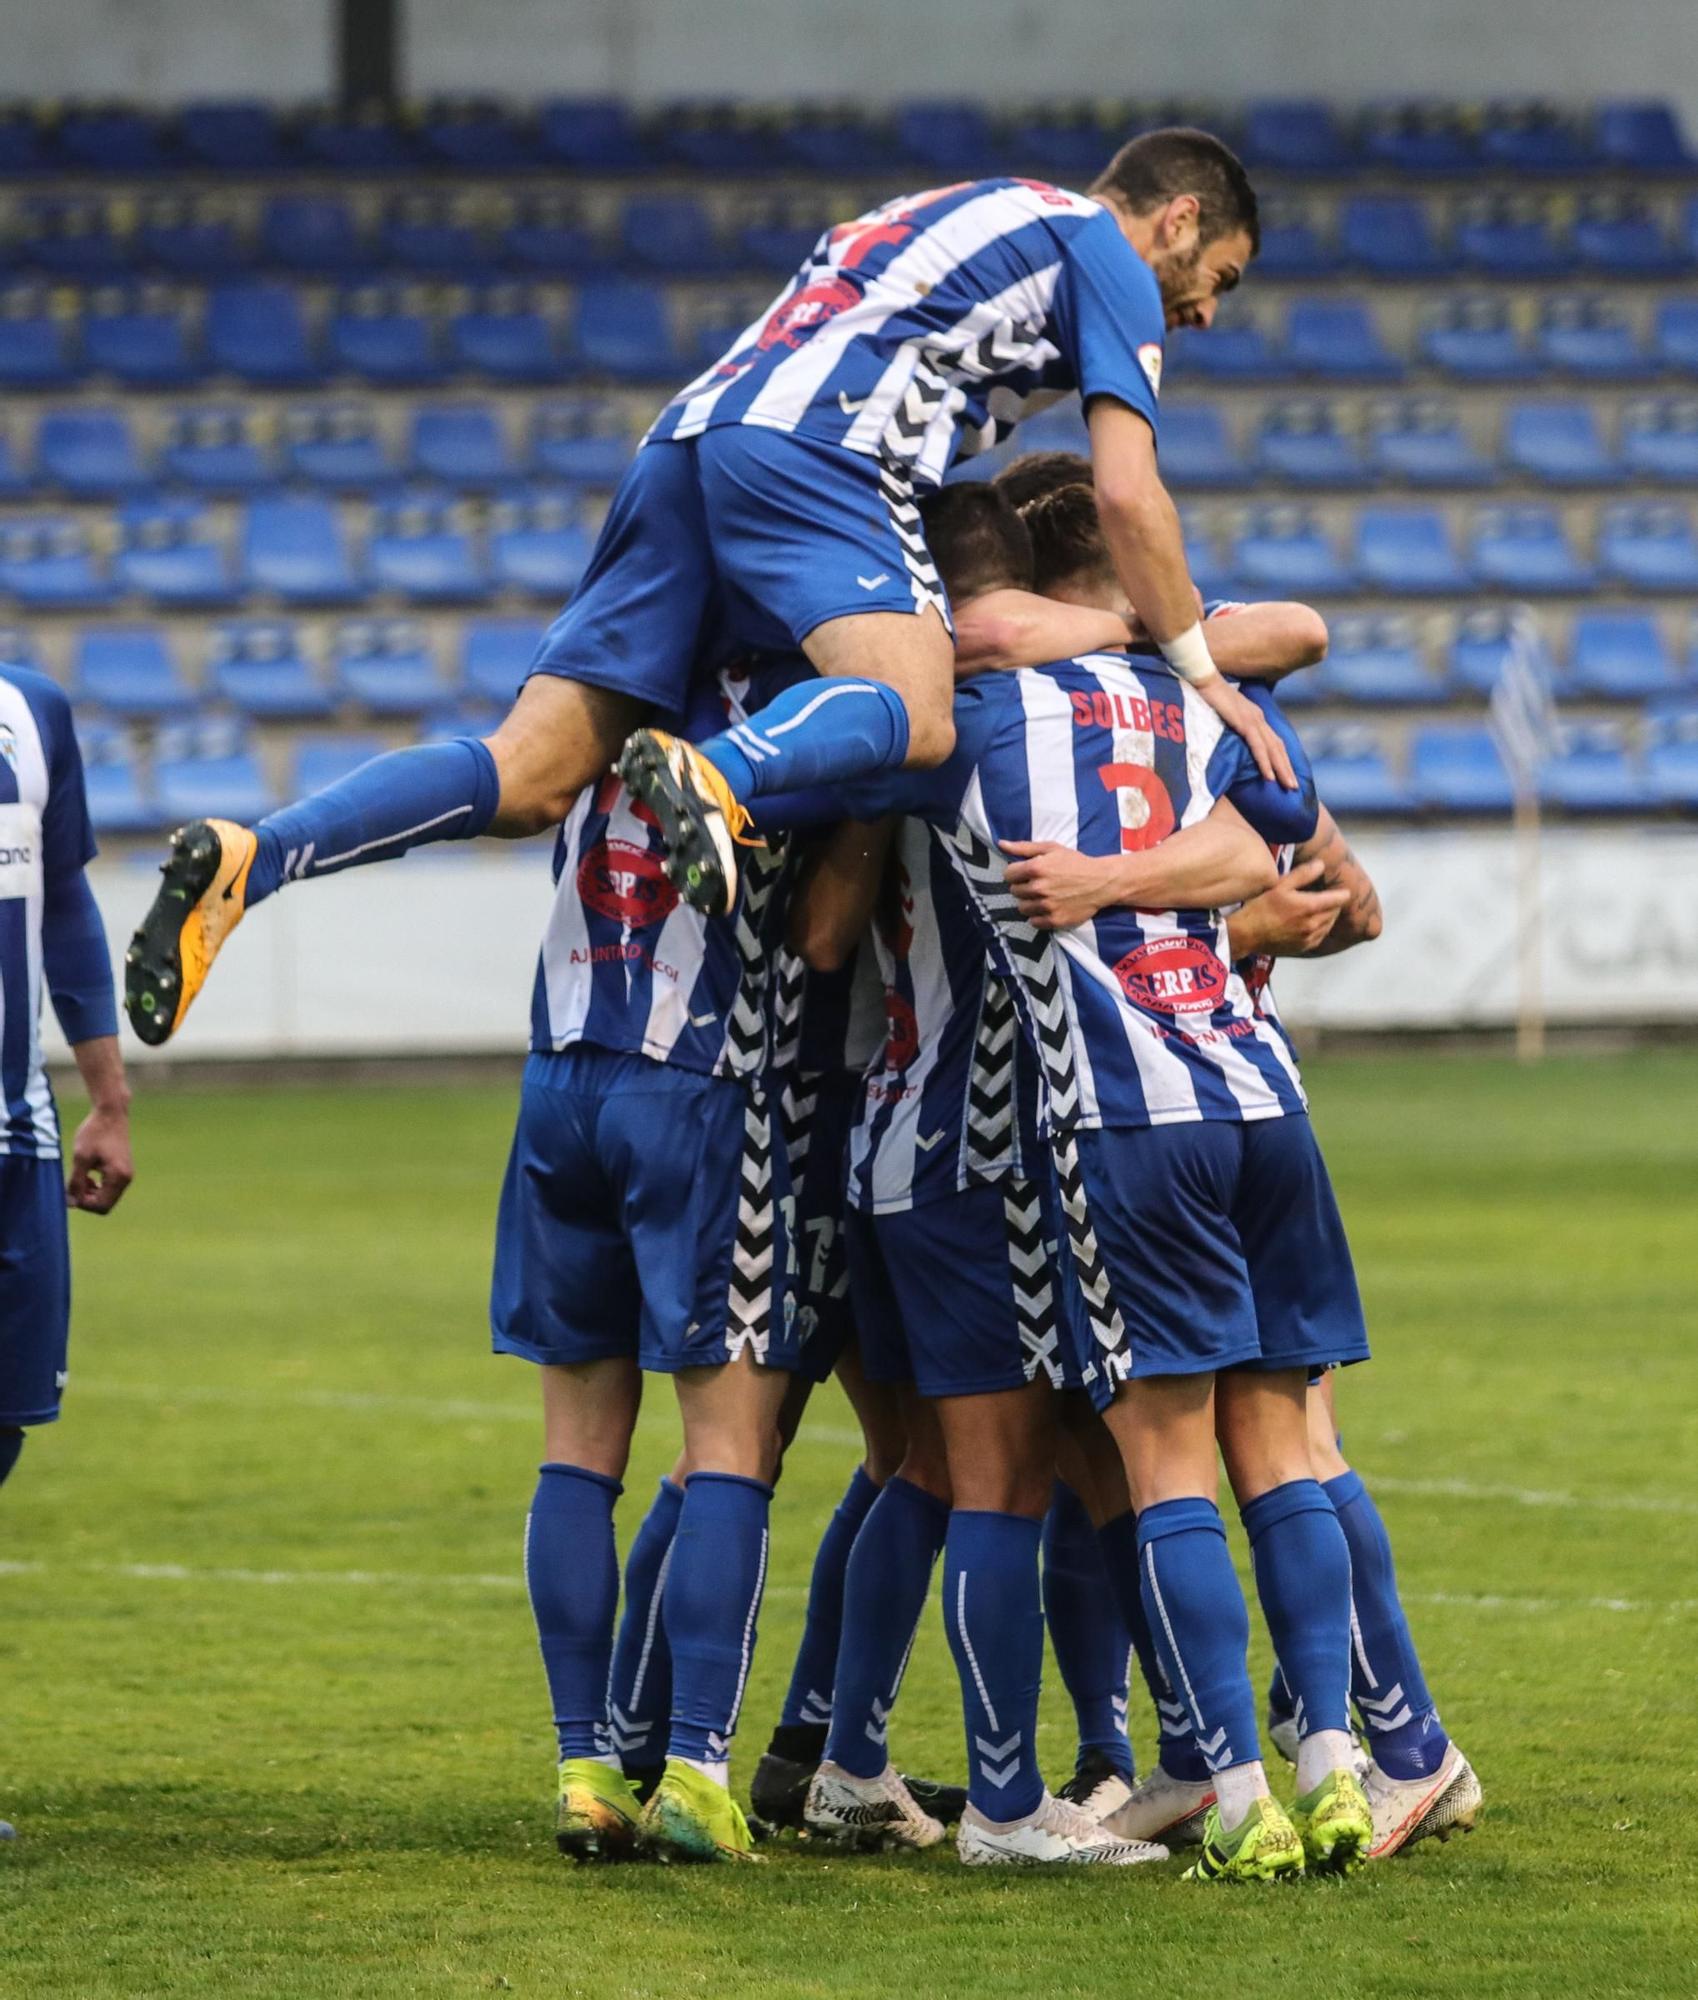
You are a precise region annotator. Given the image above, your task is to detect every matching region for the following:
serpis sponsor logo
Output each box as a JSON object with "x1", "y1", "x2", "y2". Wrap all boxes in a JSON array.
[
  {"x1": 756, "y1": 277, "x2": 862, "y2": 352},
  {"x1": 1112, "y1": 934, "x2": 1227, "y2": 1015},
  {"x1": 576, "y1": 839, "x2": 678, "y2": 929}
]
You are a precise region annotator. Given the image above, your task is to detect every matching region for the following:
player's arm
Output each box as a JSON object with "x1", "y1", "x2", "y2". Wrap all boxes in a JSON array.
[
  {"x1": 42, "y1": 868, "x2": 134, "y2": 1215},
  {"x1": 1195, "y1": 601, "x2": 1329, "y2": 684},
  {"x1": 1001, "y1": 797, "x2": 1276, "y2": 932},
  {"x1": 788, "y1": 817, "x2": 898, "y2": 972},
  {"x1": 1226, "y1": 807, "x2": 1382, "y2": 962},
  {"x1": 951, "y1": 589, "x2": 1135, "y2": 677}
]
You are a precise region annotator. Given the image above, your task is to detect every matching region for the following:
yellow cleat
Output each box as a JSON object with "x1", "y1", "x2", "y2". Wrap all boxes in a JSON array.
[
  {"x1": 124, "y1": 818, "x2": 258, "y2": 1047},
  {"x1": 555, "y1": 1757, "x2": 643, "y2": 1862},
  {"x1": 639, "y1": 1760, "x2": 763, "y2": 1864},
  {"x1": 616, "y1": 729, "x2": 757, "y2": 919}
]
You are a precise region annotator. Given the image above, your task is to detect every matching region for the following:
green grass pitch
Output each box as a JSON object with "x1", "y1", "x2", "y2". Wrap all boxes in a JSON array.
[{"x1": 3, "y1": 1050, "x2": 1696, "y2": 1998}]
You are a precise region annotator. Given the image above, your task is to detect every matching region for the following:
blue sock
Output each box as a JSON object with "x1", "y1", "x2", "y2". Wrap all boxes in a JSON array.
[
  {"x1": 1136, "y1": 1498, "x2": 1260, "y2": 1778},
  {"x1": 525, "y1": 1463, "x2": 621, "y2": 1762},
  {"x1": 1325, "y1": 1469, "x2": 1450, "y2": 1779},
  {"x1": 1099, "y1": 1508, "x2": 1210, "y2": 1783},
  {"x1": 944, "y1": 1510, "x2": 1046, "y2": 1822},
  {"x1": 698, "y1": 677, "x2": 911, "y2": 802},
  {"x1": 247, "y1": 736, "x2": 501, "y2": 905},
  {"x1": 1241, "y1": 1479, "x2": 1354, "y2": 1751},
  {"x1": 779, "y1": 1465, "x2": 882, "y2": 1743},
  {"x1": 607, "y1": 1476, "x2": 684, "y2": 1776},
  {"x1": 1268, "y1": 1661, "x2": 1294, "y2": 1725},
  {"x1": 824, "y1": 1475, "x2": 950, "y2": 1779},
  {"x1": 1042, "y1": 1483, "x2": 1133, "y2": 1780},
  {"x1": 0, "y1": 1427, "x2": 23, "y2": 1489},
  {"x1": 664, "y1": 1472, "x2": 772, "y2": 1770}
]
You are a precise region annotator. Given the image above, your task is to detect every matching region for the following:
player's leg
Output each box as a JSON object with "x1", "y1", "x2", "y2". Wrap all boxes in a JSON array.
[
  {"x1": 606, "y1": 1458, "x2": 686, "y2": 1801},
  {"x1": 1040, "y1": 1477, "x2": 1135, "y2": 1812}
]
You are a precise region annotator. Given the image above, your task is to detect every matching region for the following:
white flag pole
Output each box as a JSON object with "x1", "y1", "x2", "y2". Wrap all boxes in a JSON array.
[
  {"x1": 1512, "y1": 777, "x2": 1545, "y2": 1063},
  {"x1": 1492, "y1": 610, "x2": 1556, "y2": 1064}
]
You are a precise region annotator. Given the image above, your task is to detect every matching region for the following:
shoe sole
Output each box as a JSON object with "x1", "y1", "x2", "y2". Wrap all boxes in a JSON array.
[
  {"x1": 124, "y1": 820, "x2": 224, "y2": 1047},
  {"x1": 555, "y1": 1804, "x2": 641, "y2": 1864},
  {"x1": 617, "y1": 733, "x2": 733, "y2": 918},
  {"x1": 803, "y1": 1808, "x2": 945, "y2": 1853},
  {"x1": 960, "y1": 1839, "x2": 1163, "y2": 1867},
  {"x1": 1301, "y1": 1813, "x2": 1375, "y2": 1877}
]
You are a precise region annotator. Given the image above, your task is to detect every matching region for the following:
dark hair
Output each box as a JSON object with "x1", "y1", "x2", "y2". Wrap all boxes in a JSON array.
[
  {"x1": 916, "y1": 481, "x2": 1033, "y2": 602},
  {"x1": 993, "y1": 449, "x2": 1092, "y2": 514},
  {"x1": 1023, "y1": 483, "x2": 1115, "y2": 597},
  {"x1": 1091, "y1": 126, "x2": 1260, "y2": 254}
]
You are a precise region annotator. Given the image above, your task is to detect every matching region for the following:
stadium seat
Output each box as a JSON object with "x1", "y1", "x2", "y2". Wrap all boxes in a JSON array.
[
  {"x1": 1449, "y1": 610, "x2": 1517, "y2": 696},
  {"x1": 737, "y1": 197, "x2": 826, "y2": 274},
  {"x1": 367, "y1": 496, "x2": 487, "y2": 603},
  {"x1": 1241, "y1": 99, "x2": 1355, "y2": 173},
  {"x1": 1568, "y1": 611, "x2": 1682, "y2": 700},
  {"x1": 1410, "y1": 726, "x2": 1516, "y2": 813},
  {"x1": 380, "y1": 194, "x2": 491, "y2": 276},
  {"x1": 161, "y1": 406, "x2": 274, "y2": 493},
  {"x1": 660, "y1": 101, "x2": 782, "y2": 174},
  {"x1": 332, "y1": 619, "x2": 445, "y2": 715},
  {"x1": 36, "y1": 406, "x2": 151, "y2": 499},
  {"x1": 1231, "y1": 507, "x2": 1356, "y2": 595},
  {"x1": 209, "y1": 619, "x2": 335, "y2": 720},
  {"x1": 83, "y1": 287, "x2": 201, "y2": 388},
  {"x1": 1596, "y1": 100, "x2": 1695, "y2": 173},
  {"x1": 179, "y1": 100, "x2": 290, "y2": 172},
  {"x1": 293, "y1": 734, "x2": 390, "y2": 795},
  {"x1": 574, "y1": 281, "x2": 679, "y2": 380},
  {"x1": 1621, "y1": 399, "x2": 1698, "y2": 484},
  {"x1": 1480, "y1": 102, "x2": 1596, "y2": 174},
  {"x1": 895, "y1": 100, "x2": 996, "y2": 174},
  {"x1": 1646, "y1": 700, "x2": 1698, "y2": 808},
  {"x1": 489, "y1": 489, "x2": 594, "y2": 598},
  {"x1": 1285, "y1": 300, "x2": 1401, "y2": 382},
  {"x1": 1361, "y1": 101, "x2": 1477, "y2": 175},
  {"x1": 1539, "y1": 724, "x2": 1648, "y2": 813},
  {"x1": 1572, "y1": 194, "x2": 1689, "y2": 277},
  {"x1": 1456, "y1": 195, "x2": 1573, "y2": 278},
  {"x1": 778, "y1": 104, "x2": 889, "y2": 175},
  {"x1": 1253, "y1": 200, "x2": 1342, "y2": 279},
  {"x1": 260, "y1": 195, "x2": 368, "y2": 275},
  {"x1": 1419, "y1": 298, "x2": 1540, "y2": 382},
  {"x1": 19, "y1": 197, "x2": 131, "y2": 281},
  {"x1": 0, "y1": 429, "x2": 30, "y2": 499},
  {"x1": 1470, "y1": 506, "x2": 1595, "y2": 594},
  {"x1": 0, "y1": 106, "x2": 50, "y2": 174},
  {"x1": 537, "y1": 98, "x2": 651, "y2": 172},
  {"x1": 1157, "y1": 403, "x2": 1249, "y2": 489},
  {"x1": 242, "y1": 496, "x2": 363, "y2": 604},
  {"x1": 154, "y1": 722, "x2": 278, "y2": 825},
  {"x1": 1306, "y1": 725, "x2": 1417, "y2": 815},
  {"x1": 0, "y1": 518, "x2": 114, "y2": 608},
  {"x1": 206, "y1": 283, "x2": 320, "y2": 386},
  {"x1": 1321, "y1": 614, "x2": 1450, "y2": 705},
  {"x1": 300, "y1": 101, "x2": 416, "y2": 171},
  {"x1": 59, "y1": 104, "x2": 166, "y2": 172},
  {"x1": 1255, "y1": 402, "x2": 1371, "y2": 487},
  {"x1": 1653, "y1": 299, "x2": 1698, "y2": 374},
  {"x1": 1339, "y1": 196, "x2": 1456, "y2": 279},
  {"x1": 419, "y1": 700, "x2": 505, "y2": 745},
  {"x1": 1172, "y1": 313, "x2": 1289, "y2": 382},
  {"x1": 408, "y1": 406, "x2": 516, "y2": 489},
  {"x1": 502, "y1": 194, "x2": 611, "y2": 278},
  {"x1": 464, "y1": 620, "x2": 542, "y2": 702},
  {"x1": 530, "y1": 399, "x2": 635, "y2": 487},
  {"x1": 281, "y1": 404, "x2": 396, "y2": 492},
  {"x1": 1503, "y1": 402, "x2": 1623, "y2": 486},
  {"x1": 328, "y1": 285, "x2": 444, "y2": 386},
  {"x1": 73, "y1": 626, "x2": 195, "y2": 717},
  {"x1": 0, "y1": 629, "x2": 38, "y2": 672},
  {"x1": 1537, "y1": 296, "x2": 1656, "y2": 381},
  {"x1": 114, "y1": 498, "x2": 240, "y2": 608},
  {"x1": 136, "y1": 195, "x2": 251, "y2": 279},
  {"x1": 621, "y1": 196, "x2": 734, "y2": 276},
  {"x1": 420, "y1": 97, "x2": 536, "y2": 171},
  {"x1": 81, "y1": 728, "x2": 159, "y2": 835},
  {"x1": 1354, "y1": 506, "x2": 1473, "y2": 595},
  {"x1": 1001, "y1": 105, "x2": 1114, "y2": 180},
  {"x1": 448, "y1": 288, "x2": 567, "y2": 384},
  {"x1": 1177, "y1": 509, "x2": 1235, "y2": 600},
  {"x1": 0, "y1": 287, "x2": 81, "y2": 390},
  {"x1": 1598, "y1": 503, "x2": 1698, "y2": 590},
  {"x1": 1368, "y1": 399, "x2": 1495, "y2": 486}
]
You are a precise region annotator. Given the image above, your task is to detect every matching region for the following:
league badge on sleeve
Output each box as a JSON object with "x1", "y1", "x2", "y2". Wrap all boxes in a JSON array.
[{"x1": 1137, "y1": 343, "x2": 1163, "y2": 397}]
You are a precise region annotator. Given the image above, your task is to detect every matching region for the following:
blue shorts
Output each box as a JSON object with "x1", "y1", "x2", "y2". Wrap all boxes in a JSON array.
[
  {"x1": 781, "y1": 1068, "x2": 859, "y2": 1386},
  {"x1": 490, "y1": 1046, "x2": 799, "y2": 1375},
  {"x1": 526, "y1": 431, "x2": 950, "y2": 713},
  {"x1": 1072, "y1": 1113, "x2": 1370, "y2": 1388},
  {"x1": 848, "y1": 1175, "x2": 1080, "y2": 1401},
  {"x1": 0, "y1": 1153, "x2": 71, "y2": 1427}
]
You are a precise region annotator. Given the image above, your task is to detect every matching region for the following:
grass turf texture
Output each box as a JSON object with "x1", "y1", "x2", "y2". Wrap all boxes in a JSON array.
[{"x1": 3, "y1": 1050, "x2": 1696, "y2": 1999}]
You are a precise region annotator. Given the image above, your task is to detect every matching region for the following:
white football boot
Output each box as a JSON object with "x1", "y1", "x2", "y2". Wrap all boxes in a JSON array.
[
  {"x1": 1103, "y1": 1766, "x2": 1217, "y2": 1847},
  {"x1": 958, "y1": 1790, "x2": 1168, "y2": 1866},
  {"x1": 1057, "y1": 1748, "x2": 1134, "y2": 1824},
  {"x1": 803, "y1": 1760, "x2": 947, "y2": 1850},
  {"x1": 1364, "y1": 1742, "x2": 1482, "y2": 1859}
]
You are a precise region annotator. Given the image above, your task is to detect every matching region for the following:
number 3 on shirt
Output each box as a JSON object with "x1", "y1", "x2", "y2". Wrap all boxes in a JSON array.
[{"x1": 1097, "y1": 763, "x2": 1176, "y2": 853}]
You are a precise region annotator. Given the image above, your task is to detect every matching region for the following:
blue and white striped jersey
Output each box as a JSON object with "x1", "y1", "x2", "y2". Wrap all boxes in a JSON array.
[
  {"x1": 850, "y1": 654, "x2": 1320, "y2": 1131},
  {"x1": 1, "y1": 666, "x2": 97, "y2": 1159},
  {"x1": 645, "y1": 179, "x2": 1165, "y2": 485},
  {"x1": 767, "y1": 945, "x2": 885, "y2": 1082}
]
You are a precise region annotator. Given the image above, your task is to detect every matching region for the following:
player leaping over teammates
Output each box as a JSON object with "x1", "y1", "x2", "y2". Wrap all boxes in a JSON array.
[{"x1": 126, "y1": 130, "x2": 1288, "y2": 1045}]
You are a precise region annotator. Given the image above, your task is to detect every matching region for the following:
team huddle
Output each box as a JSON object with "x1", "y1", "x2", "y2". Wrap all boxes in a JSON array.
[{"x1": 3, "y1": 126, "x2": 1482, "y2": 1874}]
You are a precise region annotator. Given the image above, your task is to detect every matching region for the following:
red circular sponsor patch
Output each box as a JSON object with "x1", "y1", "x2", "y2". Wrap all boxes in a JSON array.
[
  {"x1": 1112, "y1": 934, "x2": 1227, "y2": 1014},
  {"x1": 756, "y1": 277, "x2": 862, "y2": 351},
  {"x1": 576, "y1": 839, "x2": 678, "y2": 928},
  {"x1": 884, "y1": 992, "x2": 920, "y2": 1070}
]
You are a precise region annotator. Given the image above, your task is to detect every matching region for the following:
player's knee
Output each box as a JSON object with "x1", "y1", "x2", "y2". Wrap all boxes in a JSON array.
[
  {"x1": 484, "y1": 734, "x2": 581, "y2": 837},
  {"x1": 902, "y1": 704, "x2": 956, "y2": 770}
]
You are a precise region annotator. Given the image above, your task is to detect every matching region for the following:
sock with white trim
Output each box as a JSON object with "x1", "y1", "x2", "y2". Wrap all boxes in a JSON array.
[
  {"x1": 697, "y1": 676, "x2": 911, "y2": 802},
  {"x1": 1042, "y1": 1482, "x2": 1134, "y2": 1781},
  {"x1": 525, "y1": 1462, "x2": 622, "y2": 1765},
  {"x1": 606, "y1": 1476, "x2": 684, "y2": 1782},
  {"x1": 246, "y1": 736, "x2": 501, "y2": 905},
  {"x1": 1241, "y1": 1479, "x2": 1355, "y2": 1765},
  {"x1": 943, "y1": 1509, "x2": 1046, "y2": 1822},
  {"x1": 663, "y1": 1472, "x2": 773, "y2": 1783},
  {"x1": 1098, "y1": 1506, "x2": 1212, "y2": 1784},
  {"x1": 776, "y1": 1465, "x2": 881, "y2": 1753},
  {"x1": 1135, "y1": 1498, "x2": 1260, "y2": 1787}
]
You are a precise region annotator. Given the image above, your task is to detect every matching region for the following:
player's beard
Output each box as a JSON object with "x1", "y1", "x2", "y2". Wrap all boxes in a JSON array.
[{"x1": 1152, "y1": 243, "x2": 1206, "y2": 324}]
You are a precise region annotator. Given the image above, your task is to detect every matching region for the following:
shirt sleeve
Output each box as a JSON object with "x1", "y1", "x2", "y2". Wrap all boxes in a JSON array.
[
  {"x1": 43, "y1": 867, "x2": 118, "y2": 1046},
  {"x1": 1205, "y1": 683, "x2": 1320, "y2": 846},
  {"x1": 1047, "y1": 210, "x2": 1166, "y2": 435},
  {"x1": 38, "y1": 683, "x2": 99, "y2": 882}
]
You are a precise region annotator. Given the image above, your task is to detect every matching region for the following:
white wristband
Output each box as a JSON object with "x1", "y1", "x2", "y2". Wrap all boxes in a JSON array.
[{"x1": 1159, "y1": 622, "x2": 1220, "y2": 688}]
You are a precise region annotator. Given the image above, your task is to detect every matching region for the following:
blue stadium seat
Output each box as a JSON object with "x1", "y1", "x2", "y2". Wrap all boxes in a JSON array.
[
  {"x1": 895, "y1": 100, "x2": 996, "y2": 174},
  {"x1": 1355, "y1": 506, "x2": 1473, "y2": 594},
  {"x1": 409, "y1": 405, "x2": 515, "y2": 489},
  {"x1": 0, "y1": 629, "x2": 38, "y2": 673},
  {"x1": 1255, "y1": 401, "x2": 1371, "y2": 487},
  {"x1": 206, "y1": 283, "x2": 320, "y2": 386},
  {"x1": 114, "y1": 498, "x2": 239, "y2": 608},
  {"x1": 333, "y1": 619, "x2": 445, "y2": 714},
  {"x1": 420, "y1": 97, "x2": 536, "y2": 171},
  {"x1": 161, "y1": 406, "x2": 274, "y2": 493},
  {"x1": 1339, "y1": 196, "x2": 1456, "y2": 279},
  {"x1": 1456, "y1": 196, "x2": 1572, "y2": 278},
  {"x1": 778, "y1": 105, "x2": 889, "y2": 175},
  {"x1": 260, "y1": 195, "x2": 368, "y2": 275},
  {"x1": 449, "y1": 287, "x2": 567, "y2": 384},
  {"x1": 503, "y1": 195, "x2": 611, "y2": 278},
  {"x1": 154, "y1": 721, "x2": 278, "y2": 825},
  {"x1": 1241, "y1": 99, "x2": 1355, "y2": 173},
  {"x1": 73, "y1": 627, "x2": 195, "y2": 718},
  {"x1": 1285, "y1": 300, "x2": 1401, "y2": 381},
  {"x1": 368, "y1": 496, "x2": 487, "y2": 604},
  {"x1": 281, "y1": 403, "x2": 396, "y2": 492},
  {"x1": 136, "y1": 195, "x2": 251, "y2": 279},
  {"x1": 1470, "y1": 506, "x2": 1594, "y2": 594},
  {"x1": 621, "y1": 196, "x2": 734, "y2": 276},
  {"x1": 36, "y1": 406, "x2": 150, "y2": 499},
  {"x1": 1572, "y1": 194, "x2": 1689, "y2": 277},
  {"x1": 1621, "y1": 398, "x2": 1698, "y2": 484},
  {"x1": 83, "y1": 287, "x2": 200, "y2": 388},
  {"x1": 537, "y1": 98, "x2": 651, "y2": 172},
  {"x1": 1653, "y1": 299, "x2": 1698, "y2": 373},
  {"x1": 293, "y1": 735, "x2": 390, "y2": 796},
  {"x1": 59, "y1": 104, "x2": 166, "y2": 172},
  {"x1": 737, "y1": 198, "x2": 826, "y2": 274},
  {"x1": 574, "y1": 281, "x2": 679, "y2": 381},
  {"x1": 1307, "y1": 725, "x2": 1417, "y2": 815},
  {"x1": 19, "y1": 197, "x2": 131, "y2": 281},
  {"x1": 1004, "y1": 105, "x2": 1114, "y2": 180},
  {"x1": 242, "y1": 497, "x2": 363, "y2": 604},
  {"x1": 0, "y1": 429, "x2": 30, "y2": 499},
  {"x1": 0, "y1": 286, "x2": 80, "y2": 390},
  {"x1": 380, "y1": 194, "x2": 491, "y2": 276},
  {"x1": 299, "y1": 102, "x2": 416, "y2": 172},
  {"x1": 1361, "y1": 102, "x2": 1477, "y2": 175},
  {"x1": 1480, "y1": 103, "x2": 1596, "y2": 174},
  {"x1": 209, "y1": 620, "x2": 335, "y2": 720},
  {"x1": 81, "y1": 727, "x2": 158, "y2": 835},
  {"x1": 1172, "y1": 314, "x2": 1289, "y2": 383},
  {"x1": 1537, "y1": 296, "x2": 1656, "y2": 381},
  {"x1": 328, "y1": 285, "x2": 443, "y2": 386},
  {"x1": 489, "y1": 489, "x2": 594, "y2": 598},
  {"x1": 1568, "y1": 611, "x2": 1682, "y2": 700},
  {"x1": 0, "y1": 519, "x2": 112, "y2": 608},
  {"x1": 179, "y1": 101, "x2": 290, "y2": 172},
  {"x1": 1448, "y1": 610, "x2": 1516, "y2": 695},
  {"x1": 419, "y1": 701, "x2": 504, "y2": 745},
  {"x1": 1177, "y1": 509, "x2": 1235, "y2": 600},
  {"x1": 1410, "y1": 726, "x2": 1515, "y2": 813},
  {"x1": 530, "y1": 399, "x2": 635, "y2": 487},
  {"x1": 1646, "y1": 700, "x2": 1698, "y2": 808},
  {"x1": 1503, "y1": 401, "x2": 1622, "y2": 486},
  {"x1": 1158, "y1": 403, "x2": 1249, "y2": 489},
  {"x1": 1368, "y1": 399, "x2": 1495, "y2": 486},
  {"x1": 1231, "y1": 507, "x2": 1355, "y2": 595},
  {"x1": 660, "y1": 102, "x2": 783, "y2": 174},
  {"x1": 1321, "y1": 615, "x2": 1450, "y2": 705},
  {"x1": 1539, "y1": 724, "x2": 1647, "y2": 814},
  {"x1": 0, "y1": 107, "x2": 49, "y2": 174},
  {"x1": 1598, "y1": 503, "x2": 1698, "y2": 590},
  {"x1": 464, "y1": 620, "x2": 542, "y2": 703},
  {"x1": 1007, "y1": 405, "x2": 1091, "y2": 458},
  {"x1": 1420, "y1": 297, "x2": 1540, "y2": 382},
  {"x1": 1253, "y1": 200, "x2": 1342, "y2": 279},
  {"x1": 1596, "y1": 101, "x2": 1695, "y2": 173}
]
